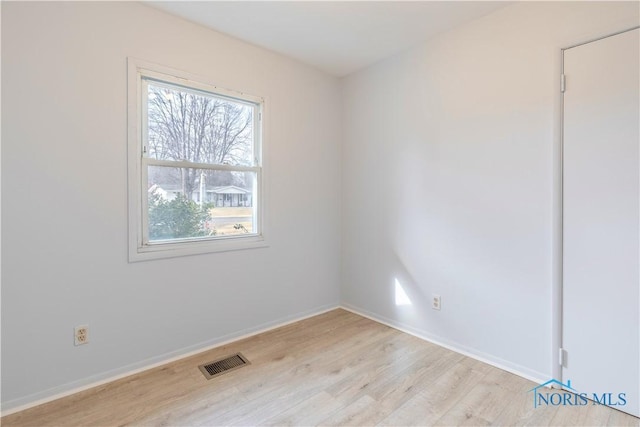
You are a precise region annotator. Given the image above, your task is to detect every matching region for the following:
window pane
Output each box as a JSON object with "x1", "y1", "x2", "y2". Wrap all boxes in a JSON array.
[
  {"x1": 147, "y1": 165, "x2": 257, "y2": 242},
  {"x1": 146, "y1": 80, "x2": 254, "y2": 167}
]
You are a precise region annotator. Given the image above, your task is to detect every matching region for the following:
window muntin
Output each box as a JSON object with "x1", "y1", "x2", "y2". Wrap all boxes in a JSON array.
[{"x1": 128, "y1": 60, "x2": 264, "y2": 260}]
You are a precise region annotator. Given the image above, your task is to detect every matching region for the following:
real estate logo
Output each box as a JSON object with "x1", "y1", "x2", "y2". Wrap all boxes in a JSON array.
[{"x1": 528, "y1": 379, "x2": 627, "y2": 409}]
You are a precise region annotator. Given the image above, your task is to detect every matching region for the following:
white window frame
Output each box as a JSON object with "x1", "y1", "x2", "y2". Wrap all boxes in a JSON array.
[{"x1": 127, "y1": 58, "x2": 267, "y2": 262}]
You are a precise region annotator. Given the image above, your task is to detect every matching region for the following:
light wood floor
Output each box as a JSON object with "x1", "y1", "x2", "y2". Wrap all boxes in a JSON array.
[{"x1": 2, "y1": 309, "x2": 638, "y2": 426}]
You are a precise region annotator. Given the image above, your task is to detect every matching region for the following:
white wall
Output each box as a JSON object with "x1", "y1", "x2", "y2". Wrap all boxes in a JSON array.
[
  {"x1": 341, "y1": 1, "x2": 639, "y2": 381},
  {"x1": 3, "y1": 0, "x2": 639, "y2": 414},
  {"x1": 1, "y1": 2, "x2": 341, "y2": 409}
]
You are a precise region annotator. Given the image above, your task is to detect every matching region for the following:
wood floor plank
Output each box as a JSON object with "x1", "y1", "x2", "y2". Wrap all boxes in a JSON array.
[
  {"x1": 347, "y1": 347, "x2": 465, "y2": 425},
  {"x1": 2, "y1": 308, "x2": 638, "y2": 427},
  {"x1": 316, "y1": 394, "x2": 379, "y2": 426},
  {"x1": 261, "y1": 391, "x2": 344, "y2": 426},
  {"x1": 608, "y1": 408, "x2": 640, "y2": 427},
  {"x1": 323, "y1": 331, "x2": 429, "y2": 400},
  {"x1": 481, "y1": 369, "x2": 549, "y2": 426},
  {"x1": 202, "y1": 324, "x2": 398, "y2": 426},
  {"x1": 550, "y1": 401, "x2": 638, "y2": 427},
  {"x1": 432, "y1": 377, "x2": 514, "y2": 426},
  {"x1": 376, "y1": 357, "x2": 492, "y2": 426}
]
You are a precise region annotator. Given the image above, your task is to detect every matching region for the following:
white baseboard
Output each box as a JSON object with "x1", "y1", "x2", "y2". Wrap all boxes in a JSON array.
[
  {"x1": 340, "y1": 303, "x2": 549, "y2": 386},
  {"x1": 3, "y1": 301, "x2": 550, "y2": 417},
  {"x1": 0, "y1": 302, "x2": 340, "y2": 416}
]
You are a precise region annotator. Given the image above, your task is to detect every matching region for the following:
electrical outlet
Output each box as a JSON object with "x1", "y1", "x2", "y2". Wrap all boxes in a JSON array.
[
  {"x1": 74, "y1": 325, "x2": 89, "y2": 346},
  {"x1": 432, "y1": 295, "x2": 441, "y2": 311}
]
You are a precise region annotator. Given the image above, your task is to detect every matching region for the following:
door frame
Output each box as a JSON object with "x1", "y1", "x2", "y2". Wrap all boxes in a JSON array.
[{"x1": 554, "y1": 25, "x2": 640, "y2": 385}]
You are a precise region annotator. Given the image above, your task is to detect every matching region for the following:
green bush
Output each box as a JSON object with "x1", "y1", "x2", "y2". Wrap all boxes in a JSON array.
[{"x1": 148, "y1": 192, "x2": 213, "y2": 240}]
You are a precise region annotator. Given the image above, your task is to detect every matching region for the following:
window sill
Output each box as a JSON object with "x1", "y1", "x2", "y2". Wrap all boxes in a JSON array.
[{"x1": 129, "y1": 235, "x2": 268, "y2": 262}]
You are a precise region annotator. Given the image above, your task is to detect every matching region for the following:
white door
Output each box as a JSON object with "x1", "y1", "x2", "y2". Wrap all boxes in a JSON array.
[{"x1": 563, "y1": 27, "x2": 639, "y2": 417}]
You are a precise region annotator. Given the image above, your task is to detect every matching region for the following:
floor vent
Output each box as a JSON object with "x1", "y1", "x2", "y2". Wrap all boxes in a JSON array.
[{"x1": 198, "y1": 353, "x2": 250, "y2": 380}]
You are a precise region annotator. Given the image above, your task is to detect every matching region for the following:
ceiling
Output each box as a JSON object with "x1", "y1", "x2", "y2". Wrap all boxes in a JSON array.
[{"x1": 147, "y1": 1, "x2": 510, "y2": 77}]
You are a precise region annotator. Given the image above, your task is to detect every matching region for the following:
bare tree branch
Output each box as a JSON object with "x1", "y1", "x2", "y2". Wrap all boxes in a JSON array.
[{"x1": 147, "y1": 84, "x2": 253, "y2": 197}]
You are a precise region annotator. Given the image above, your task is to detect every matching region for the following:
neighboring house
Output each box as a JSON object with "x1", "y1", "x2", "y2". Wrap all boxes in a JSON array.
[
  {"x1": 149, "y1": 184, "x2": 253, "y2": 207},
  {"x1": 207, "y1": 185, "x2": 253, "y2": 207}
]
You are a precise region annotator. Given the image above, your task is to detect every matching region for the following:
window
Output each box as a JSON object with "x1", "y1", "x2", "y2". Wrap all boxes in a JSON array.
[{"x1": 128, "y1": 59, "x2": 265, "y2": 261}]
